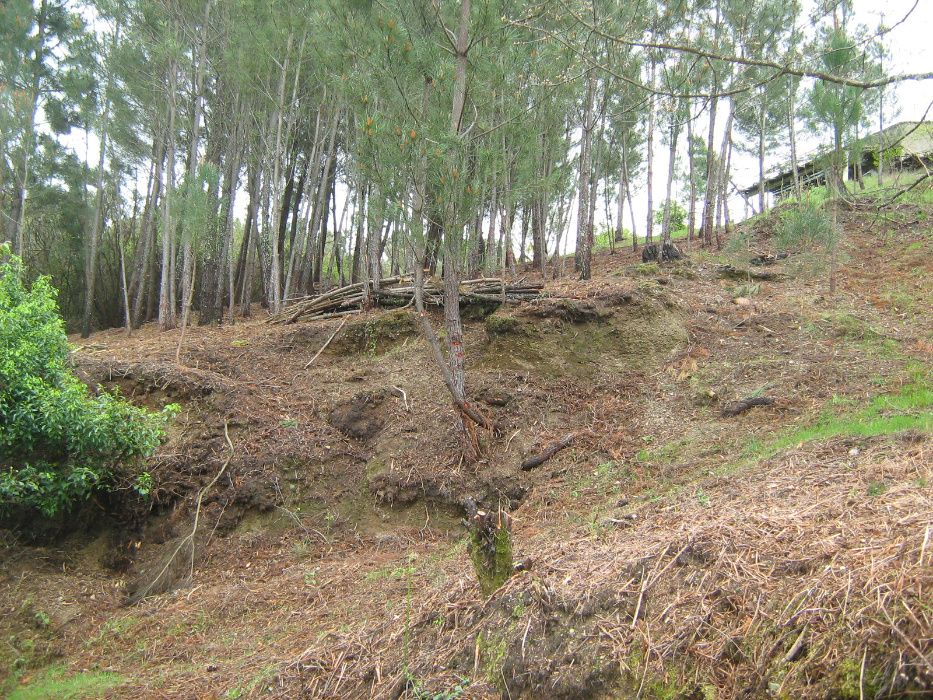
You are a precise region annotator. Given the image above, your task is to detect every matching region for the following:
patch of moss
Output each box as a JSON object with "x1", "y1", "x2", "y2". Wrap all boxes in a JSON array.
[
  {"x1": 332, "y1": 310, "x2": 417, "y2": 355},
  {"x1": 462, "y1": 300, "x2": 500, "y2": 321},
  {"x1": 484, "y1": 313, "x2": 528, "y2": 338},
  {"x1": 478, "y1": 631, "x2": 510, "y2": 688},
  {"x1": 669, "y1": 262, "x2": 697, "y2": 279},
  {"x1": 834, "y1": 657, "x2": 884, "y2": 699},
  {"x1": 479, "y1": 300, "x2": 687, "y2": 379},
  {"x1": 823, "y1": 312, "x2": 881, "y2": 341},
  {"x1": 469, "y1": 526, "x2": 513, "y2": 597},
  {"x1": 635, "y1": 262, "x2": 661, "y2": 276}
]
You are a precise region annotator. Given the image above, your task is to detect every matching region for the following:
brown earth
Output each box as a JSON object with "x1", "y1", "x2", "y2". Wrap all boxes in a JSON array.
[{"x1": 1, "y1": 206, "x2": 931, "y2": 699}]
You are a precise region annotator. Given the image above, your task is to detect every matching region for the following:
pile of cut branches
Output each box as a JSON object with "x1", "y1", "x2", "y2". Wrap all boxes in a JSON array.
[{"x1": 268, "y1": 277, "x2": 544, "y2": 325}]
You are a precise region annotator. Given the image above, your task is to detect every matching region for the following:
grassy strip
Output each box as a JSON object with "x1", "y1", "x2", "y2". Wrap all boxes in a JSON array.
[
  {"x1": 736, "y1": 375, "x2": 932, "y2": 471},
  {"x1": 6, "y1": 665, "x2": 125, "y2": 700}
]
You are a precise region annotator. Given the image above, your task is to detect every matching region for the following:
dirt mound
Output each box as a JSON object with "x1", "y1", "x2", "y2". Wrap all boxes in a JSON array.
[
  {"x1": 330, "y1": 309, "x2": 418, "y2": 355},
  {"x1": 481, "y1": 288, "x2": 688, "y2": 379},
  {"x1": 74, "y1": 357, "x2": 230, "y2": 400}
]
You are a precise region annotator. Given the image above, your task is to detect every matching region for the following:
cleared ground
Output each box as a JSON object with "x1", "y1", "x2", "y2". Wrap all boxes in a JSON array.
[{"x1": 1, "y1": 203, "x2": 931, "y2": 699}]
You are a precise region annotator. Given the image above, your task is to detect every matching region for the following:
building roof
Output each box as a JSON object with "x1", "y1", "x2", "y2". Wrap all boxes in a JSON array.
[{"x1": 739, "y1": 121, "x2": 933, "y2": 197}]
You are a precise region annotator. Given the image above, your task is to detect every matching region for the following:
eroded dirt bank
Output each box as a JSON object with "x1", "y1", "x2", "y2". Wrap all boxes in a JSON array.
[{"x1": 2, "y1": 208, "x2": 931, "y2": 699}]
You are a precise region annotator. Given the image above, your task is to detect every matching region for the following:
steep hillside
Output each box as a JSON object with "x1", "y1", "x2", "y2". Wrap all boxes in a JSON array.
[{"x1": 1, "y1": 206, "x2": 931, "y2": 699}]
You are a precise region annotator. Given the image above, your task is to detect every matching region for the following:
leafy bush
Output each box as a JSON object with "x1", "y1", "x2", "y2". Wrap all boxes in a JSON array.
[{"x1": 0, "y1": 245, "x2": 176, "y2": 516}]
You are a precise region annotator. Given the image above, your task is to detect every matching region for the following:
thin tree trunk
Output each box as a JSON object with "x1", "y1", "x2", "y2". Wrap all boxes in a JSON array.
[
  {"x1": 158, "y1": 60, "x2": 178, "y2": 331},
  {"x1": 758, "y1": 93, "x2": 767, "y2": 212},
  {"x1": 660, "y1": 116, "x2": 679, "y2": 245},
  {"x1": 118, "y1": 216, "x2": 131, "y2": 337},
  {"x1": 131, "y1": 130, "x2": 163, "y2": 327},
  {"x1": 81, "y1": 31, "x2": 116, "y2": 338},
  {"x1": 218, "y1": 111, "x2": 242, "y2": 323},
  {"x1": 687, "y1": 112, "x2": 696, "y2": 246},
  {"x1": 702, "y1": 93, "x2": 719, "y2": 247},
  {"x1": 266, "y1": 32, "x2": 293, "y2": 314},
  {"x1": 7, "y1": 0, "x2": 48, "y2": 257},
  {"x1": 787, "y1": 80, "x2": 801, "y2": 199},
  {"x1": 645, "y1": 59, "x2": 657, "y2": 245},
  {"x1": 576, "y1": 71, "x2": 596, "y2": 280},
  {"x1": 714, "y1": 102, "x2": 734, "y2": 249}
]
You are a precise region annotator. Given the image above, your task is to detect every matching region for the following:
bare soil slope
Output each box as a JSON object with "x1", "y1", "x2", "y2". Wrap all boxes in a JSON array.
[{"x1": 1, "y1": 206, "x2": 931, "y2": 699}]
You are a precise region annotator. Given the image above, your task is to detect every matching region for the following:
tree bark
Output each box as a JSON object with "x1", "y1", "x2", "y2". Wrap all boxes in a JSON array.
[
  {"x1": 7, "y1": 0, "x2": 49, "y2": 257},
  {"x1": 158, "y1": 60, "x2": 178, "y2": 331},
  {"x1": 575, "y1": 71, "x2": 596, "y2": 280},
  {"x1": 644, "y1": 59, "x2": 657, "y2": 245},
  {"x1": 81, "y1": 21, "x2": 118, "y2": 338}
]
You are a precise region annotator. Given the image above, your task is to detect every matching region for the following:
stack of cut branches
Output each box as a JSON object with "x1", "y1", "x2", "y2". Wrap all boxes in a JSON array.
[{"x1": 268, "y1": 277, "x2": 544, "y2": 325}]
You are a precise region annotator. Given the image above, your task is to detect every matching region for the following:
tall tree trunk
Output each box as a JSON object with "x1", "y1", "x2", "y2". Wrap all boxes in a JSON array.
[
  {"x1": 575, "y1": 71, "x2": 596, "y2": 280},
  {"x1": 614, "y1": 169, "x2": 625, "y2": 245},
  {"x1": 81, "y1": 21, "x2": 117, "y2": 338},
  {"x1": 787, "y1": 80, "x2": 801, "y2": 200},
  {"x1": 131, "y1": 130, "x2": 164, "y2": 327},
  {"x1": 660, "y1": 116, "x2": 679, "y2": 245},
  {"x1": 158, "y1": 60, "x2": 178, "y2": 331},
  {"x1": 308, "y1": 110, "x2": 341, "y2": 292},
  {"x1": 757, "y1": 94, "x2": 767, "y2": 212},
  {"x1": 7, "y1": 0, "x2": 49, "y2": 257},
  {"x1": 368, "y1": 193, "x2": 382, "y2": 292},
  {"x1": 714, "y1": 102, "x2": 734, "y2": 249},
  {"x1": 266, "y1": 32, "x2": 293, "y2": 314},
  {"x1": 686, "y1": 113, "x2": 697, "y2": 245},
  {"x1": 237, "y1": 164, "x2": 259, "y2": 315},
  {"x1": 217, "y1": 108, "x2": 242, "y2": 324},
  {"x1": 117, "y1": 214, "x2": 131, "y2": 336},
  {"x1": 701, "y1": 94, "x2": 719, "y2": 247},
  {"x1": 644, "y1": 59, "x2": 657, "y2": 245}
]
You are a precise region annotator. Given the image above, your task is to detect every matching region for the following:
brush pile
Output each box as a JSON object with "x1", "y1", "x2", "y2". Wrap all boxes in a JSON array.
[{"x1": 268, "y1": 276, "x2": 544, "y2": 325}]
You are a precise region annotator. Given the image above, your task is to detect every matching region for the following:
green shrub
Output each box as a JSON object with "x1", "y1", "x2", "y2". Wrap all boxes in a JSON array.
[
  {"x1": 776, "y1": 203, "x2": 842, "y2": 292},
  {"x1": 776, "y1": 203, "x2": 837, "y2": 251},
  {"x1": 0, "y1": 245, "x2": 176, "y2": 516}
]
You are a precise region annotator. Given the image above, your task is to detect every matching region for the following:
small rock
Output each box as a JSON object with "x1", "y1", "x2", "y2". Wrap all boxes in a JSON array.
[
  {"x1": 207, "y1": 664, "x2": 218, "y2": 673},
  {"x1": 848, "y1": 447, "x2": 860, "y2": 456},
  {"x1": 733, "y1": 297, "x2": 751, "y2": 306}
]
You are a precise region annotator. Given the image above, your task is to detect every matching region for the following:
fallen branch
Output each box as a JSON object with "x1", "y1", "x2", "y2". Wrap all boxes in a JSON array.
[
  {"x1": 127, "y1": 421, "x2": 235, "y2": 604},
  {"x1": 721, "y1": 396, "x2": 775, "y2": 417},
  {"x1": 521, "y1": 433, "x2": 575, "y2": 470},
  {"x1": 303, "y1": 317, "x2": 347, "y2": 369},
  {"x1": 268, "y1": 276, "x2": 544, "y2": 325}
]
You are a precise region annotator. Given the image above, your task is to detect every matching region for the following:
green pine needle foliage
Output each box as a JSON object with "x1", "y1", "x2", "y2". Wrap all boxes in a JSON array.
[{"x1": 0, "y1": 244, "x2": 176, "y2": 517}]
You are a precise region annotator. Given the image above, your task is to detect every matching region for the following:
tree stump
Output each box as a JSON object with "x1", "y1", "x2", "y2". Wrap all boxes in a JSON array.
[
  {"x1": 463, "y1": 498, "x2": 513, "y2": 596},
  {"x1": 642, "y1": 241, "x2": 683, "y2": 263}
]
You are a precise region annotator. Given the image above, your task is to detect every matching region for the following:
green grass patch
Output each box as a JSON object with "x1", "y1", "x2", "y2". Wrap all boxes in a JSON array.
[
  {"x1": 739, "y1": 377, "x2": 932, "y2": 466},
  {"x1": 6, "y1": 665, "x2": 125, "y2": 699},
  {"x1": 625, "y1": 373, "x2": 932, "y2": 515}
]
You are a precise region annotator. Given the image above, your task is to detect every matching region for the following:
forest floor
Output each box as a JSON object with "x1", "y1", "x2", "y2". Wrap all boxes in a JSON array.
[{"x1": 1, "y1": 202, "x2": 931, "y2": 699}]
